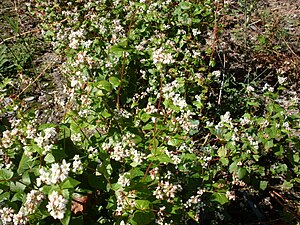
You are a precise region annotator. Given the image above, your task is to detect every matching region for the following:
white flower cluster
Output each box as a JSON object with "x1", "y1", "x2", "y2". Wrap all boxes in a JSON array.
[
  {"x1": 71, "y1": 132, "x2": 82, "y2": 142},
  {"x1": 0, "y1": 207, "x2": 29, "y2": 225},
  {"x1": 240, "y1": 116, "x2": 252, "y2": 126},
  {"x1": 72, "y1": 155, "x2": 83, "y2": 173},
  {"x1": 246, "y1": 86, "x2": 254, "y2": 92},
  {"x1": 102, "y1": 133, "x2": 143, "y2": 163},
  {"x1": 232, "y1": 172, "x2": 247, "y2": 187},
  {"x1": 71, "y1": 51, "x2": 93, "y2": 68},
  {"x1": 262, "y1": 83, "x2": 274, "y2": 92},
  {"x1": 155, "y1": 206, "x2": 167, "y2": 225},
  {"x1": 114, "y1": 108, "x2": 132, "y2": 119},
  {"x1": 145, "y1": 103, "x2": 159, "y2": 114},
  {"x1": 149, "y1": 167, "x2": 159, "y2": 180},
  {"x1": 246, "y1": 135, "x2": 259, "y2": 150},
  {"x1": 176, "y1": 110, "x2": 198, "y2": 132},
  {"x1": 24, "y1": 190, "x2": 45, "y2": 215},
  {"x1": 152, "y1": 47, "x2": 174, "y2": 65},
  {"x1": 165, "y1": 149, "x2": 181, "y2": 165},
  {"x1": 34, "y1": 127, "x2": 57, "y2": 155},
  {"x1": 25, "y1": 123, "x2": 36, "y2": 139},
  {"x1": 153, "y1": 180, "x2": 182, "y2": 203},
  {"x1": 183, "y1": 189, "x2": 206, "y2": 222},
  {"x1": 1, "y1": 128, "x2": 21, "y2": 148},
  {"x1": 162, "y1": 79, "x2": 188, "y2": 111},
  {"x1": 0, "y1": 207, "x2": 15, "y2": 224},
  {"x1": 131, "y1": 149, "x2": 146, "y2": 166},
  {"x1": 115, "y1": 190, "x2": 135, "y2": 217},
  {"x1": 13, "y1": 211, "x2": 28, "y2": 225},
  {"x1": 87, "y1": 147, "x2": 99, "y2": 161},
  {"x1": 46, "y1": 191, "x2": 68, "y2": 220},
  {"x1": 184, "y1": 189, "x2": 206, "y2": 209},
  {"x1": 37, "y1": 160, "x2": 70, "y2": 186},
  {"x1": 216, "y1": 111, "x2": 233, "y2": 129},
  {"x1": 226, "y1": 191, "x2": 236, "y2": 201},
  {"x1": 117, "y1": 173, "x2": 130, "y2": 187},
  {"x1": 68, "y1": 29, "x2": 85, "y2": 49},
  {"x1": 107, "y1": 142, "x2": 130, "y2": 162},
  {"x1": 278, "y1": 76, "x2": 287, "y2": 85}
]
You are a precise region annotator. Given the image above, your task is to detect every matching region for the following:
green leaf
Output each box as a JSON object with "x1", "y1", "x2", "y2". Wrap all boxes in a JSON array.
[
  {"x1": 10, "y1": 181, "x2": 26, "y2": 193},
  {"x1": 22, "y1": 171, "x2": 31, "y2": 185},
  {"x1": 179, "y1": 1, "x2": 192, "y2": 10},
  {"x1": 110, "y1": 45, "x2": 128, "y2": 54},
  {"x1": 217, "y1": 146, "x2": 227, "y2": 157},
  {"x1": 211, "y1": 193, "x2": 229, "y2": 205},
  {"x1": 111, "y1": 183, "x2": 122, "y2": 191},
  {"x1": 61, "y1": 177, "x2": 81, "y2": 189},
  {"x1": 140, "y1": 113, "x2": 151, "y2": 123},
  {"x1": 253, "y1": 155, "x2": 260, "y2": 161},
  {"x1": 247, "y1": 101, "x2": 260, "y2": 107},
  {"x1": 143, "y1": 123, "x2": 153, "y2": 130},
  {"x1": 187, "y1": 210, "x2": 197, "y2": 220},
  {"x1": 0, "y1": 192, "x2": 10, "y2": 202},
  {"x1": 264, "y1": 140, "x2": 273, "y2": 150},
  {"x1": 135, "y1": 200, "x2": 151, "y2": 210},
  {"x1": 229, "y1": 161, "x2": 238, "y2": 173},
  {"x1": 61, "y1": 205, "x2": 71, "y2": 225},
  {"x1": 219, "y1": 157, "x2": 229, "y2": 166},
  {"x1": 44, "y1": 153, "x2": 55, "y2": 163},
  {"x1": 293, "y1": 153, "x2": 299, "y2": 163},
  {"x1": 209, "y1": 59, "x2": 216, "y2": 67},
  {"x1": 130, "y1": 167, "x2": 144, "y2": 179},
  {"x1": 283, "y1": 180, "x2": 293, "y2": 189},
  {"x1": 167, "y1": 137, "x2": 182, "y2": 146},
  {"x1": 0, "y1": 169, "x2": 14, "y2": 180},
  {"x1": 11, "y1": 192, "x2": 25, "y2": 202},
  {"x1": 109, "y1": 76, "x2": 120, "y2": 88},
  {"x1": 97, "y1": 80, "x2": 112, "y2": 92},
  {"x1": 130, "y1": 210, "x2": 155, "y2": 225},
  {"x1": 148, "y1": 154, "x2": 173, "y2": 164},
  {"x1": 238, "y1": 168, "x2": 247, "y2": 179},
  {"x1": 96, "y1": 159, "x2": 113, "y2": 178},
  {"x1": 70, "y1": 216, "x2": 84, "y2": 225},
  {"x1": 260, "y1": 181, "x2": 268, "y2": 190},
  {"x1": 87, "y1": 174, "x2": 106, "y2": 190},
  {"x1": 38, "y1": 123, "x2": 56, "y2": 131}
]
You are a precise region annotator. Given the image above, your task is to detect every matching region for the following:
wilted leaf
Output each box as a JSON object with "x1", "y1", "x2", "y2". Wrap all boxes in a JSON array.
[{"x1": 71, "y1": 195, "x2": 89, "y2": 214}]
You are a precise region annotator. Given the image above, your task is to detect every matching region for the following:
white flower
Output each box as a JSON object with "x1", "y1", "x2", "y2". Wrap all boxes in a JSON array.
[
  {"x1": 13, "y1": 211, "x2": 28, "y2": 225},
  {"x1": 37, "y1": 161, "x2": 70, "y2": 186},
  {"x1": 0, "y1": 207, "x2": 14, "y2": 224},
  {"x1": 152, "y1": 48, "x2": 174, "y2": 65},
  {"x1": 212, "y1": 70, "x2": 221, "y2": 78},
  {"x1": 69, "y1": 38, "x2": 79, "y2": 49},
  {"x1": 24, "y1": 190, "x2": 45, "y2": 215},
  {"x1": 278, "y1": 76, "x2": 287, "y2": 85},
  {"x1": 44, "y1": 127, "x2": 57, "y2": 140},
  {"x1": 154, "y1": 180, "x2": 182, "y2": 202},
  {"x1": 149, "y1": 167, "x2": 159, "y2": 180},
  {"x1": 72, "y1": 155, "x2": 83, "y2": 173},
  {"x1": 34, "y1": 134, "x2": 44, "y2": 148},
  {"x1": 246, "y1": 86, "x2": 254, "y2": 92},
  {"x1": 46, "y1": 191, "x2": 68, "y2": 220},
  {"x1": 118, "y1": 174, "x2": 130, "y2": 187},
  {"x1": 220, "y1": 111, "x2": 232, "y2": 124},
  {"x1": 283, "y1": 121, "x2": 289, "y2": 129},
  {"x1": 226, "y1": 191, "x2": 236, "y2": 201},
  {"x1": 71, "y1": 133, "x2": 81, "y2": 142}
]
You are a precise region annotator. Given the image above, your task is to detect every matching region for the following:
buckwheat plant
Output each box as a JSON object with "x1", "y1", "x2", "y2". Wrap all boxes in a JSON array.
[{"x1": 0, "y1": 0, "x2": 299, "y2": 224}]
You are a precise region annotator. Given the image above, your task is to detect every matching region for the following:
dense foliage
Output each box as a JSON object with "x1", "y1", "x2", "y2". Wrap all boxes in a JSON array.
[{"x1": 0, "y1": 0, "x2": 299, "y2": 224}]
